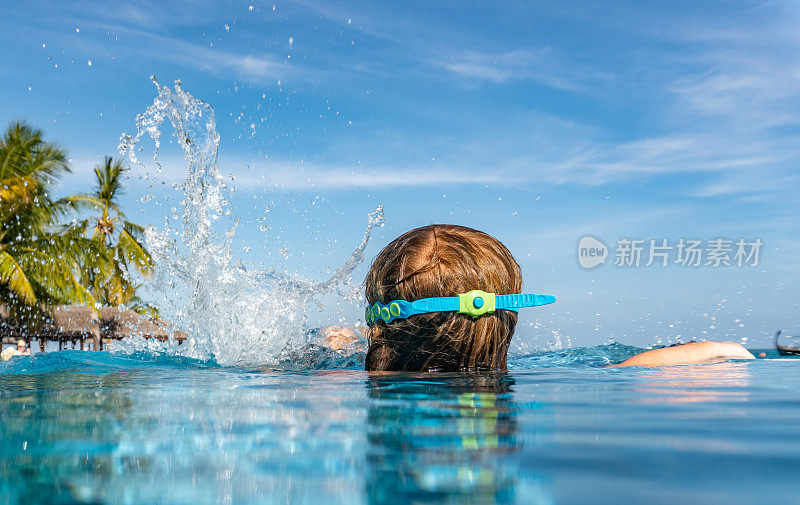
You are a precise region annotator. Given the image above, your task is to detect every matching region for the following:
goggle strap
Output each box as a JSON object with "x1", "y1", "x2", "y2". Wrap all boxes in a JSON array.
[
  {"x1": 411, "y1": 296, "x2": 459, "y2": 314},
  {"x1": 366, "y1": 291, "x2": 556, "y2": 324},
  {"x1": 496, "y1": 293, "x2": 556, "y2": 310}
]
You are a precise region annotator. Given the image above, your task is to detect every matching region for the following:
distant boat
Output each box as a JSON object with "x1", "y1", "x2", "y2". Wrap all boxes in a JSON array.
[{"x1": 775, "y1": 330, "x2": 800, "y2": 355}]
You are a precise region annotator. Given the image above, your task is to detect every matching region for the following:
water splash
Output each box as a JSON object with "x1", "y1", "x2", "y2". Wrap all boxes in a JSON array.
[{"x1": 117, "y1": 78, "x2": 384, "y2": 366}]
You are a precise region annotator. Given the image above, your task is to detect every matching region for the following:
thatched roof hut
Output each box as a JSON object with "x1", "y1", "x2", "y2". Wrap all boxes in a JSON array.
[{"x1": 1, "y1": 305, "x2": 185, "y2": 351}]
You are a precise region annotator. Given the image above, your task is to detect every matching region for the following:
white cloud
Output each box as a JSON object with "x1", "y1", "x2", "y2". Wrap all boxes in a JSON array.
[
  {"x1": 271, "y1": 167, "x2": 503, "y2": 189},
  {"x1": 97, "y1": 24, "x2": 287, "y2": 82},
  {"x1": 694, "y1": 173, "x2": 800, "y2": 199},
  {"x1": 62, "y1": 151, "x2": 511, "y2": 193},
  {"x1": 2, "y1": 8, "x2": 289, "y2": 85},
  {"x1": 437, "y1": 49, "x2": 605, "y2": 91},
  {"x1": 669, "y1": 53, "x2": 800, "y2": 130}
]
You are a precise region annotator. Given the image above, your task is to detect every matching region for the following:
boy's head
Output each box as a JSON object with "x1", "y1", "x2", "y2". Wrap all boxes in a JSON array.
[{"x1": 365, "y1": 224, "x2": 522, "y2": 372}]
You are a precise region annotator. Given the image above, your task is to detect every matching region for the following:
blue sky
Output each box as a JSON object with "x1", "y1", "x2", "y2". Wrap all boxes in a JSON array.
[{"x1": 2, "y1": 0, "x2": 800, "y2": 348}]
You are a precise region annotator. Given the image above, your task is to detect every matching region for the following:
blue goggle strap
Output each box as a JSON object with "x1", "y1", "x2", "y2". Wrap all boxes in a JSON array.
[{"x1": 365, "y1": 289, "x2": 556, "y2": 325}]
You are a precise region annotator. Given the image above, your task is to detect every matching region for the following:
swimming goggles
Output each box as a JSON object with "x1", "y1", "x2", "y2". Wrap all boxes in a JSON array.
[{"x1": 365, "y1": 289, "x2": 556, "y2": 325}]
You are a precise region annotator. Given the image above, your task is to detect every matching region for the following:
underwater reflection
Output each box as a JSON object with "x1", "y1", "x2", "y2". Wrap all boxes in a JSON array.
[
  {"x1": 365, "y1": 373, "x2": 522, "y2": 505},
  {"x1": 0, "y1": 372, "x2": 140, "y2": 505},
  {"x1": 632, "y1": 362, "x2": 752, "y2": 404}
]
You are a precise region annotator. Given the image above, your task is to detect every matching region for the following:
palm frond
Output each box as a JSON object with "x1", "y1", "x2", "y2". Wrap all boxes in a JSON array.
[
  {"x1": 122, "y1": 221, "x2": 146, "y2": 240},
  {"x1": 11, "y1": 245, "x2": 96, "y2": 308},
  {"x1": 0, "y1": 249, "x2": 36, "y2": 305},
  {"x1": 0, "y1": 121, "x2": 69, "y2": 186},
  {"x1": 118, "y1": 226, "x2": 154, "y2": 276},
  {"x1": 58, "y1": 194, "x2": 105, "y2": 213},
  {"x1": 0, "y1": 175, "x2": 38, "y2": 203},
  {"x1": 128, "y1": 293, "x2": 160, "y2": 318},
  {"x1": 95, "y1": 156, "x2": 127, "y2": 211}
]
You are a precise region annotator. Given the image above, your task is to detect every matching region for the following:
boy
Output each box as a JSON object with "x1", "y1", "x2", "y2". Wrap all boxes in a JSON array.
[{"x1": 364, "y1": 225, "x2": 753, "y2": 371}]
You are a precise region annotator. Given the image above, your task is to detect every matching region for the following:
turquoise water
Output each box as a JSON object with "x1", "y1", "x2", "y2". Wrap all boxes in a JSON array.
[{"x1": 1, "y1": 346, "x2": 798, "y2": 505}]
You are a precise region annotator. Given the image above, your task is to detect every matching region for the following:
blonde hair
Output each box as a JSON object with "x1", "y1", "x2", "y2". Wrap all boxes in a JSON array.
[{"x1": 365, "y1": 224, "x2": 522, "y2": 372}]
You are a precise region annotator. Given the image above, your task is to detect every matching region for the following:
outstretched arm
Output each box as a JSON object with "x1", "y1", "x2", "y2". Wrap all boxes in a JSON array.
[{"x1": 608, "y1": 341, "x2": 755, "y2": 368}]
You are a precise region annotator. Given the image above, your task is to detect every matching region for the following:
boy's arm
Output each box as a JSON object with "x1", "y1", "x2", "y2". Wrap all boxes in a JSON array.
[{"x1": 607, "y1": 341, "x2": 755, "y2": 368}]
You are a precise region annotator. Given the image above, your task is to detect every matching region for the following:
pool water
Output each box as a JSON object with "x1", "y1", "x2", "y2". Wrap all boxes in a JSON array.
[{"x1": 1, "y1": 346, "x2": 799, "y2": 505}]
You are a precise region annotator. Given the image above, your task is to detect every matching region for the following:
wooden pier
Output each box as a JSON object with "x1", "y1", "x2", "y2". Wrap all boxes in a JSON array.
[{"x1": 1, "y1": 305, "x2": 186, "y2": 352}]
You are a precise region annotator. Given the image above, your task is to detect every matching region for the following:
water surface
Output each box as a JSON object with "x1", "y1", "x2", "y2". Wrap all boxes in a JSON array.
[{"x1": 1, "y1": 347, "x2": 798, "y2": 505}]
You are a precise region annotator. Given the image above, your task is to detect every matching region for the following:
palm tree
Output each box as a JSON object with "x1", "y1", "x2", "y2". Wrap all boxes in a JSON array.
[
  {"x1": 68, "y1": 157, "x2": 155, "y2": 313},
  {"x1": 0, "y1": 121, "x2": 96, "y2": 321}
]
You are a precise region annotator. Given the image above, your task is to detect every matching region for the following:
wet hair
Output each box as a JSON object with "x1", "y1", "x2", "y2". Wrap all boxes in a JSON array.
[{"x1": 365, "y1": 224, "x2": 522, "y2": 372}]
